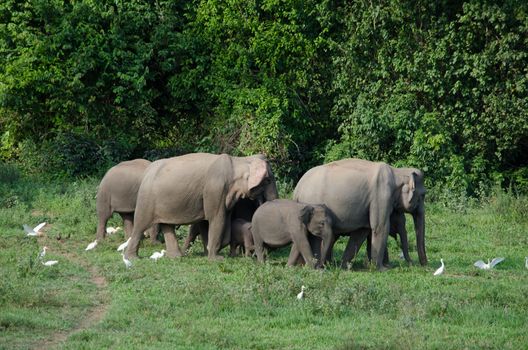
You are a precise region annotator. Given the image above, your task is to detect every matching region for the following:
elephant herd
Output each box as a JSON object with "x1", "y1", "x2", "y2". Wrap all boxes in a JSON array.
[{"x1": 96, "y1": 153, "x2": 428, "y2": 270}]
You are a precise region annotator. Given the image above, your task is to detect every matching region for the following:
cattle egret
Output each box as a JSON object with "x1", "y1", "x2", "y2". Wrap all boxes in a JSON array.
[
  {"x1": 297, "y1": 285, "x2": 305, "y2": 300},
  {"x1": 121, "y1": 253, "x2": 132, "y2": 268},
  {"x1": 106, "y1": 226, "x2": 122, "y2": 235},
  {"x1": 474, "y1": 257, "x2": 505, "y2": 270},
  {"x1": 23, "y1": 222, "x2": 46, "y2": 236},
  {"x1": 42, "y1": 260, "x2": 58, "y2": 266},
  {"x1": 38, "y1": 246, "x2": 48, "y2": 260},
  {"x1": 525, "y1": 257, "x2": 528, "y2": 270},
  {"x1": 85, "y1": 240, "x2": 98, "y2": 251},
  {"x1": 433, "y1": 259, "x2": 445, "y2": 276},
  {"x1": 117, "y1": 238, "x2": 131, "y2": 252},
  {"x1": 399, "y1": 250, "x2": 405, "y2": 259},
  {"x1": 150, "y1": 250, "x2": 166, "y2": 261}
]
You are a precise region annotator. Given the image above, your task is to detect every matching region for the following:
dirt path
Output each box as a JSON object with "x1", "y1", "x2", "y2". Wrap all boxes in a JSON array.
[{"x1": 33, "y1": 238, "x2": 110, "y2": 349}]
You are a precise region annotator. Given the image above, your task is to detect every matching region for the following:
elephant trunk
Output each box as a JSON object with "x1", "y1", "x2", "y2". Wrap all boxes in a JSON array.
[
  {"x1": 317, "y1": 231, "x2": 334, "y2": 268},
  {"x1": 413, "y1": 209, "x2": 427, "y2": 266},
  {"x1": 264, "y1": 177, "x2": 279, "y2": 202}
]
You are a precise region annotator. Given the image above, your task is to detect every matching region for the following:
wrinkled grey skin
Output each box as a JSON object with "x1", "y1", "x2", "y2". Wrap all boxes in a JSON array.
[
  {"x1": 293, "y1": 158, "x2": 427, "y2": 270},
  {"x1": 125, "y1": 153, "x2": 278, "y2": 260},
  {"x1": 95, "y1": 159, "x2": 159, "y2": 243},
  {"x1": 251, "y1": 199, "x2": 334, "y2": 269},
  {"x1": 182, "y1": 198, "x2": 259, "y2": 255}
]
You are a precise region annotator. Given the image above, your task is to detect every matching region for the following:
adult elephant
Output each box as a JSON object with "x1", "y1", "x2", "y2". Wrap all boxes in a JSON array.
[
  {"x1": 95, "y1": 159, "x2": 159, "y2": 243},
  {"x1": 125, "y1": 153, "x2": 278, "y2": 260},
  {"x1": 293, "y1": 158, "x2": 427, "y2": 270}
]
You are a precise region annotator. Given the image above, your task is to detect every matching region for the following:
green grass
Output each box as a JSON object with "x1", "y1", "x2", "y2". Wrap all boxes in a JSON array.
[{"x1": 1, "y1": 169, "x2": 527, "y2": 349}]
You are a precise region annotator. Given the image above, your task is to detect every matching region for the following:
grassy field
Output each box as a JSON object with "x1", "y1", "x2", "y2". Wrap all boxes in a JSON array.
[{"x1": 1, "y1": 167, "x2": 527, "y2": 349}]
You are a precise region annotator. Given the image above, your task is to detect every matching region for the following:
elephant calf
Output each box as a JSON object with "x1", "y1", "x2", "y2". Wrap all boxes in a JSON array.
[
  {"x1": 230, "y1": 218, "x2": 254, "y2": 257},
  {"x1": 251, "y1": 199, "x2": 334, "y2": 268},
  {"x1": 182, "y1": 219, "x2": 254, "y2": 257}
]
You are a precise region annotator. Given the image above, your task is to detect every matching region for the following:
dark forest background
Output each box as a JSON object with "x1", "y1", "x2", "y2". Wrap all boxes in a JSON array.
[{"x1": 1, "y1": 0, "x2": 527, "y2": 197}]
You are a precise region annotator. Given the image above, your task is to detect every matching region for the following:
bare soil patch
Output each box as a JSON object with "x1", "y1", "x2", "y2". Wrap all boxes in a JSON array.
[{"x1": 32, "y1": 240, "x2": 109, "y2": 349}]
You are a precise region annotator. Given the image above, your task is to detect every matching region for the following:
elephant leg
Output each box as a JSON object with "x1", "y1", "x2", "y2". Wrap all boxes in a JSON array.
[
  {"x1": 383, "y1": 248, "x2": 390, "y2": 266},
  {"x1": 321, "y1": 234, "x2": 336, "y2": 264},
  {"x1": 371, "y1": 221, "x2": 390, "y2": 270},
  {"x1": 292, "y1": 235, "x2": 316, "y2": 269},
  {"x1": 229, "y1": 242, "x2": 238, "y2": 257},
  {"x1": 206, "y1": 215, "x2": 226, "y2": 261},
  {"x1": 367, "y1": 192, "x2": 392, "y2": 270},
  {"x1": 341, "y1": 229, "x2": 369, "y2": 268},
  {"x1": 366, "y1": 232, "x2": 372, "y2": 261},
  {"x1": 309, "y1": 234, "x2": 336, "y2": 265},
  {"x1": 243, "y1": 234, "x2": 253, "y2": 257},
  {"x1": 125, "y1": 222, "x2": 151, "y2": 259},
  {"x1": 221, "y1": 212, "x2": 232, "y2": 249},
  {"x1": 183, "y1": 223, "x2": 201, "y2": 254},
  {"x1": 366, "y1": 234, "x2": 390, "y2": 264},
  {"x1": 200, "y1": 229, "x2": 209, "y2": 255},
  {"x1": 148, "y1": 223, "x2": 161, "y2": 244},
  {"x1": 119, "y1": 213, "x2": 134, "y2": 239},
  {"x1": 308, "y1": 236, "x2": 322, "y2": 261},
  {"x1": 251, "y1": 233, "x2": 266, "y2": 263},
  {"x1": 162, "y1": 224, "x2": 183, "y2": 258},
  {"x1": 96, "y1": 210, "x2": 112, "y2": 241},
  {"x1": 400, "y1": 231, "x2": 411, "y2": 264},
  {"x1": 393, "y1": 213, "x2": 411, "y2": 264},
  {"x1": 287, "y1": 244, "x2": 301, "y2": 266}
]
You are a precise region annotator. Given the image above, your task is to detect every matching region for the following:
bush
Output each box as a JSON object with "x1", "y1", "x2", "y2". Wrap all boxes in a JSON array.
[
  {"x1": 0, "y1": 0, "x2": 526, "y2": 192},
  {"x1": 15, "y1": 132, "x2": 134, "y2": 178},
  {"x1": 0, "y1": 162, "x2": 20, "y2": 184}
]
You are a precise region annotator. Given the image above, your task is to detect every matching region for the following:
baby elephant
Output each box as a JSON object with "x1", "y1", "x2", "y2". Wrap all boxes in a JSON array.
[
  {"x1": 230, "y1": 218, "x2": 254, "y2": 257},
  {"x1": 182, "y1": 219, "x2": 254, "y2": 257},
  {"x1": 251, "y1": 199, "x2": 334, "y2": 268}
]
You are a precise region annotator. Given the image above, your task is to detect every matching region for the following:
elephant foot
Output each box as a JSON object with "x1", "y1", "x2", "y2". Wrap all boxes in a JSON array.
[
  {"x1": 150, "y1": 239, "x2": 163, "y2": 245},
  {"x1": 208, "y1": 254, "x2": 224, "y2": 261},
  {"x1": 166, "y1": 250, "x2": 183, "y2": 258},
  {"x1": 378, "y1": 265, "x2": 390, "y2": 272}
]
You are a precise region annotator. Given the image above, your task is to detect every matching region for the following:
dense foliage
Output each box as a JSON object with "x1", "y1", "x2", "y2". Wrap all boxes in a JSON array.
[{"x1": 1, "y1": 0, "x2": 527, "y2": 194}]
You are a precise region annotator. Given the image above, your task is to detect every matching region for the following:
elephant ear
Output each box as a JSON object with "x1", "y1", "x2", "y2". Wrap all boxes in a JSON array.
[
  {"x1": 299, "y1": 205, "x2": 314, "y2": 225},
  {"x1": 402, "y1": 172, "x2": 417, "y2": 203},
  {"x1": 248, "y1": 158, "x2": 269, "y2": 192}
]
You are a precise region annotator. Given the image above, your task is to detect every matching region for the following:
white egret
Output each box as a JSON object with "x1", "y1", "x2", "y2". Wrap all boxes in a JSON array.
[
  {"x1": 38, "y1": 246, "x2": 48, "y2": 260},
  {"x1": 85, "y1": 240, "x2": 98, "y2": 251},
  {"x1": 399, "y1": 250, "x2": 405, "y2": 260},
  {"x1": 296, "y1": 285, "x2": 305, "y2": 300},
  {"x1": 525, "y1": 257, "x2": 528, "y2": 270},
  {"x1": 433, "y1": 259, "x2": 445, "y2": 276},
  {"x1": 150, "y1": 250, "x2": 166, "y2": 261},
  {"x1": 474, "y1": 257, "x2": 505, "y2": 270},
  {"x1": 121, "y1": 253, "x2": 132, "y2": 268},
  {"x1": 117, "y1": 237, "x2": 131, "y2": 252},
  {"x1": 23, "y1": 222, "x2": 46, "y2": 236},
  {"x1": 42, "y1": 260, "x2": 58, "y2": 266},
  {"x1": 106, "y1": 226, "x2": 122, "y2": 235}
]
